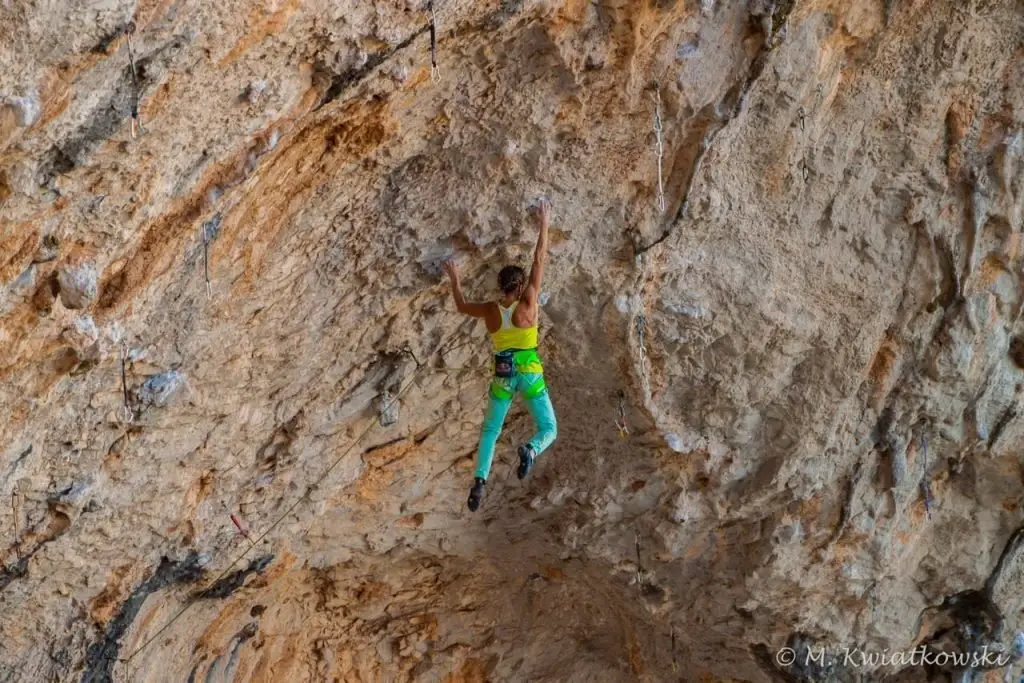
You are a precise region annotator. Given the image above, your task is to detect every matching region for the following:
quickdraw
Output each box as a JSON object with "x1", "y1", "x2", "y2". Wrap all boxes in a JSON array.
[
  {"x1": 230, "y1": 513, "x2": 249, "y2": 539},
  {"x1": 11, "y1": 488, "x2": 20, "y2": 562},
  {"x1": 652, "y1": 89, "x2": 666, "y2": 213},
  {"x1": 199, "y1": 214, "x2": 221, "y2": 298},
  {"x1": 126, "y1": 23, "x2": 145, "y2": 138},
  {"x1": 920, "y1": 432, "x2": 933, "y2": 519},
  {"x1": 796, "y1": 106, "x2": 809, "y2": 182},
  {"x1": 615, "y1": 391, "x2": 629, "y2": 438},
  {"x1": 428, "y1": 1, "x2": 440, "y2": 82},
  {"x1": 120, "y1": 344, "x2": 134, "y2": 424}
]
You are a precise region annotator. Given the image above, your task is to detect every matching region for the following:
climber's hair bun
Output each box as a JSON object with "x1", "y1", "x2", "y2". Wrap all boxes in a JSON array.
[{"x1": 498, "y1": 265, "x2": 526, "y2": 295}]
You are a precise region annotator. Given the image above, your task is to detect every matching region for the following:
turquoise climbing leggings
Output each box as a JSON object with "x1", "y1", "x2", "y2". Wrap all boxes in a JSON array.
[{"x1": 475, "y1": 372, "x2": 557, "y2": 480}]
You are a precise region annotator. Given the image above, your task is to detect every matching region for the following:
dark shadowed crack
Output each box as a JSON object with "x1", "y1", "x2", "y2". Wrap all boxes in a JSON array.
[
  {"x1": 1, "y1": 504, "x2": 73, "y2": 593},
  {"x1": 485, "y1": 0, "x2": 525, "y2": 29},
  {"x1": 315, "y1": 27, "x2": 429, "y2": 110},
  {"x1": 81, "y1": 553, "x2": 204, "y2": 683},
  {"x1": 194, "y1": 554, "x2": 274, "y2": 600},
  {"x1": 895, "y1": 526, "x2": 1024, "y2": 680},
  {"x1": 314, "y1": 2, "x2": 539, "y2": 112},
  {"x1": 636, "y1": 1, "x2": 798, "y2": 255},
  {"x1": 988, "y1": 405, "x2": 1017, "y2": 451},
  {"x1": 40, "y1": 34, "x2": 190, "y2": 181},
  {"x1": 983, "y1": 525, "x2": 1024, "y2": 599},
  {"x1": 0, "y1": 557, "x2": 29, "y2": 592},
  {"x1": 89, "y1": 23, "x2": 132, "y2": 55}
]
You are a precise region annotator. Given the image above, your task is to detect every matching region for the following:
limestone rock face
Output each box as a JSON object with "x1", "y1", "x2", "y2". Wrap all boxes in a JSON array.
[
  {"x1": 56, "y1": 263, "x2": 98, "y2": 310},
  {"x1": 2, "y1": 0, "x2": 1024, "y2": 681}
]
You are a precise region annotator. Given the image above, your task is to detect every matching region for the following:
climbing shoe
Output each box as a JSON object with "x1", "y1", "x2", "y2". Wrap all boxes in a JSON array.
[
  {"x1": 517, "y1": 444, "x2": 536, "y2": 480},
  {"x1": 467, "y1": 477, "x2": 486, "y2": 512}
]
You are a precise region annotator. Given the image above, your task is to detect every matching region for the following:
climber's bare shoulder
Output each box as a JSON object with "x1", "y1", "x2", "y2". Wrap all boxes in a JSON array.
[
  {"x1": 482, "y1": 301, "x2": 502, "y2": 333},
  {"x1": 515, "y1": 285, "x2": 539, "y2": 326}
]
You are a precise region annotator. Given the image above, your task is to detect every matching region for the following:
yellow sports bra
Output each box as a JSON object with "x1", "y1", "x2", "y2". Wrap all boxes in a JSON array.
[{"x1": 490, "y1": 301, "x2": 538, "y2": 352}]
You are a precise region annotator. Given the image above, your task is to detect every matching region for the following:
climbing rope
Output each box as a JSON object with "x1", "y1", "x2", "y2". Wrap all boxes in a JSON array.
[
  {"x1": 122, "y1": 358, "x2": 430, "y2": 666},
  {"x1": 652, "y1": 89, "x2": 666, "y2": 213},
  {"x1": 428, "y1": 1, "x2": 440, "y2": 82},
  {"x1": 126, "y1": 23, "x2": 144, "y2": 139}
]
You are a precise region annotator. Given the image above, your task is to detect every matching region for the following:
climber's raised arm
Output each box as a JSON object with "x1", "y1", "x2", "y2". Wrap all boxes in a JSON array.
[
  {"x1": 526, "y1": 199, "x2": 550, "y2": 299},
  {"x1": 444, "y1": 261, "x2": 492, "y2": 318}
]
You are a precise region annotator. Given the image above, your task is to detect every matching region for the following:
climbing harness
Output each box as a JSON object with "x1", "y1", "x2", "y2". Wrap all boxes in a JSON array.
[
  {"x1": 488, "y1": 349, "x2": 546, "y2": 400},
  {"x1": 428, "y1": 1, "x2": 440, "y2": 82},
  {"x1": 652, "y1": 89, "x2": 666, "y2": 213},
  {"x1": 615, "y1": 391, "x2": 629, "y2": 438},
  {"x1": 126, "y1": 23, "x2": 145, "y2": 139},
  {"x1": 119, "y1": 344, "x2": 134, "y2": 424}
]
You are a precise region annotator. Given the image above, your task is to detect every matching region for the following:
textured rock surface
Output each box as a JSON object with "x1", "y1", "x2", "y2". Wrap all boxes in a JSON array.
[{"x1": 2, "y1": 0, "x2": 1024, "y2": 681}]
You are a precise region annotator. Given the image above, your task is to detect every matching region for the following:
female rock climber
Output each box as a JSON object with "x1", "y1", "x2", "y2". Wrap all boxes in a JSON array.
[{"x1": 442, "y1": 199, "x2": 558, "y2": 512}]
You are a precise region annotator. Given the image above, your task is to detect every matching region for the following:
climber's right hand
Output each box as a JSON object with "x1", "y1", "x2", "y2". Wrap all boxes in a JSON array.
[{"x1": 533, "y1": 197, "x2": 551, "y2": 228}]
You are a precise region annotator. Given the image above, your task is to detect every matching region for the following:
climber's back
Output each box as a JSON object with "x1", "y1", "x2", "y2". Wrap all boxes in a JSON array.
[{"x1": 487, "y1": 265, "x2": 538, "y2": 352}]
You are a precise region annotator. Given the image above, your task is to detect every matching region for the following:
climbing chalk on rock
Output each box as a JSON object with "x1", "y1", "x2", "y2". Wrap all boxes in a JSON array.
[
  {"x1": 138, "y1": 370, "x2": 185, "y2": 407},
  {"x1": 56, "y1": 263, "x2": 98, "y2": 310},
  {"x1": 378, "y1": 391, "x2": 400, "y2": 427},
  {"x1": 32, "y1": 234, "x2": 59, "y2": 264},
  {"x1": 2, "y1": 92, "x2": 40, "y2": 127}
]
